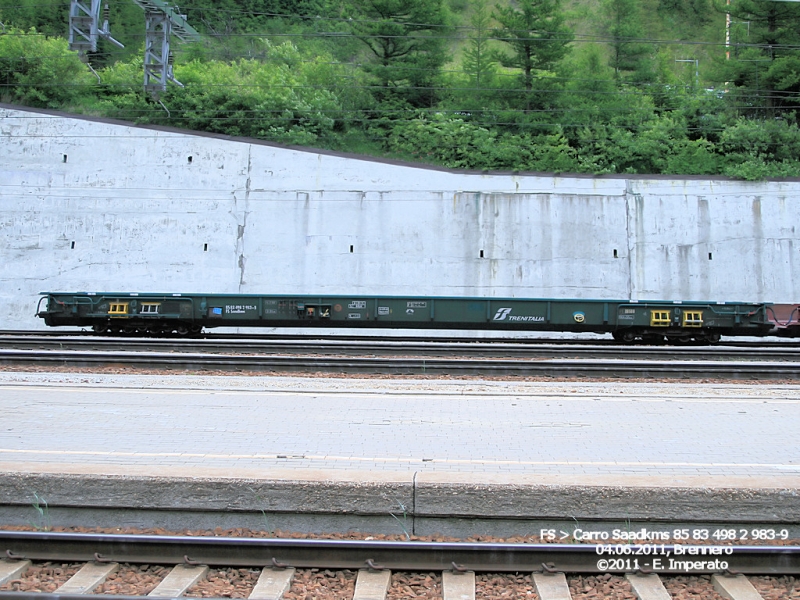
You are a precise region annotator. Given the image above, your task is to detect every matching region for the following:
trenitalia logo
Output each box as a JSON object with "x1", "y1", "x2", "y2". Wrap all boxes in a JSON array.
[
  {"x1": 493, "y1": 308, "x2": 545, "y2": 322},
  {"x1": 493, "y1": 308, "x2": 513, "y2": 320}
]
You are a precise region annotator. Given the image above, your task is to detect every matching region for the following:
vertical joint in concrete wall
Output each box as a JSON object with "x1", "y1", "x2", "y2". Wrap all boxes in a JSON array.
[
  {"x1": 238, "y1": 254, "x2": 246, "y2": 286},
  {"x1": 235, "y1": 148, "x2": 252, "y2": 292},
  {"x1": 236, "y1": 221, "x2": 247, "y2": 287},
  {"x1": 624, "y1": 183, "x2": 641, "y2": 300}
]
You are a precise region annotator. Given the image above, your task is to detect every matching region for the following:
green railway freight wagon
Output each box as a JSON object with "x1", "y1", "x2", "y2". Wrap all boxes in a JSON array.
[{"x1": 37, "y1": 292, "x2": 774, "y2": 343}]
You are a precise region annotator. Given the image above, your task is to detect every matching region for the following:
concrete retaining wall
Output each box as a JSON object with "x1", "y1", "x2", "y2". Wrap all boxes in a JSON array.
[{"x1": 2, "y1": 104, "x2": 799, "y2": 329}]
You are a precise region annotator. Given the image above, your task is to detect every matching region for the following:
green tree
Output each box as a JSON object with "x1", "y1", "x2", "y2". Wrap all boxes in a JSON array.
[
  {"x1": 185, "y1": 0, "x2": 360, "y2": 65},
  {"x1": 718, "y1": 116, "x2": 800, "y2": 179},
  {"x1": 601, "y1": 0, "x2": 654, "y2": 82},
  {"x1": 677, "y1": 90, "x2": 729, "y2": 142},
  {"x1": 658, "y1": 0, "x2": 714, "y2": 24},
  {"x1": 187, "y1": 0, "x2": 337, "y2": 29},
  {"x1": 0, "y1": 0, "x2": 67, "y2": 37},
  {"x1": 346, "y1": 0, "x2": 450, "y2": 107},
  {"x1": 558, "y1": 44, "x2": 617, "y2": 134},
  {"x1": 719, "y1": 116, "x2": 800, "y2": 161},
  {"x1": 716, "y1": 0, "x2": 800, "y2": 118},
  {"x1": 492, "y1": 0, "x2": 572, "y2": 110},
  {"x1": 461, "y1": 0, "x2": 497, "y2": 112}
]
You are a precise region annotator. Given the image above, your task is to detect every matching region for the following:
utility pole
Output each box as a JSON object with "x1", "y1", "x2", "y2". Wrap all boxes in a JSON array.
[{"x1": 726, "y1": 0, "x2": 730, "y2": 59}]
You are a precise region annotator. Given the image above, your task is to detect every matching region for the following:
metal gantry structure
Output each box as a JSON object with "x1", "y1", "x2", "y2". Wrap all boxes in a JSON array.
[
  {"x1": 68, "y1": 0, "x2": 201, "y2": 97},
  {"x1": 68, "y1": 0, "x2": 124, "y2": 55},
  {"x1": 133, "y1": 0, "x2": 200, "y2": 96}
]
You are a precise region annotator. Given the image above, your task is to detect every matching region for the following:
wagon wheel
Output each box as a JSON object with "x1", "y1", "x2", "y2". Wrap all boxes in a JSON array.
[{"x1": 613, "y1": 330, "x2": 636, "y2": 343}]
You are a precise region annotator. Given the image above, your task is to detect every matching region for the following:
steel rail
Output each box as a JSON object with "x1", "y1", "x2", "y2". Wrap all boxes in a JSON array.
[
  {"x1": 0, "y1": 595, "x2": 173, "y2": 600},
  {"x1": 0, "y1": 531, "x2": 798, "y2": 575},
  {"x1": 1, "y1": 349, "x2": 800, "y2": 378},
  {"x1": 2, "y1": 337, "x2": 800, "y2": 361}
]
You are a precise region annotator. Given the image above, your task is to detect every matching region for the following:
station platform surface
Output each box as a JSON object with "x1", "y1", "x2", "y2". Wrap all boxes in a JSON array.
[{"x1": 0, "y1": 371, "x2": 798, "y2": 534}]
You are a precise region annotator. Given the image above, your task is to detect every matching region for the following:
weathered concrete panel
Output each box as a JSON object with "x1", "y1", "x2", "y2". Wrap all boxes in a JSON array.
[
  {"x1": 240, "y1": 190, "x2": 629, "y2": 297},
  {"x1": 1, "y1": 105, "x2": 799, "y2": 329},
  {"x1": 626, "y1": 183, "x2": 800, "y2": 301}
]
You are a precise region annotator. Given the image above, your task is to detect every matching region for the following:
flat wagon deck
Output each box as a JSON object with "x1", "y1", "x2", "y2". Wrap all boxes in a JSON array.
[{"x1": 37, "y1": 292, "x2": 780, "y2": 344}]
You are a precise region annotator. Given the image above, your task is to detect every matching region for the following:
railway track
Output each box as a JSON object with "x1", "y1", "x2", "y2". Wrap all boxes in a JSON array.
[
  {"x1": 1, "y1": 348, "x2": 800, "y2": 378},
  {"x1": 4, "y1": 330, "x2": 800, "y2": 347},
  {"x1": 3, "y1": 336, "x2": 800, "y2": 361},
  {"x1": 1, "y1": 342, "x2": 800, "y2": 378},
  {"x1": 0, "y1": 531, "x2": 798, "y2": 599}
]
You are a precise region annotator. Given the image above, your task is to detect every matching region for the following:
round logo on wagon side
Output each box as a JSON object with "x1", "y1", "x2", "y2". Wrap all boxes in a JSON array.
[
  {"x1": 573, "y1": 312, "x2": 585, "y2": 323},
  {"x1": 334, "y1": 304, "x2": 342, "y2": 312}
]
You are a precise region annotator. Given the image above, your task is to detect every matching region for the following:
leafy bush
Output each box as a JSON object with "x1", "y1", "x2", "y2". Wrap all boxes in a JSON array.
[
  {"x1": 0, "y1": 28, "x2": 95, "y2": 107},
  {"x1": 91, "y1": 41, "x2": 346, "y2": 145}
]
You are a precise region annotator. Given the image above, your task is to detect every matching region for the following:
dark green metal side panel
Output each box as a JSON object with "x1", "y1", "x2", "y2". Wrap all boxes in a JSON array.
[{"x1": 37, "y1": 292, "x2": 772, "y2": 336}]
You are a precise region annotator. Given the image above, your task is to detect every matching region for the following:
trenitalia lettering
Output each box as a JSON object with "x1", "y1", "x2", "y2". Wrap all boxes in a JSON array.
[{"x1": 493, "y1": 308, "x2": 545, "y2": 322}]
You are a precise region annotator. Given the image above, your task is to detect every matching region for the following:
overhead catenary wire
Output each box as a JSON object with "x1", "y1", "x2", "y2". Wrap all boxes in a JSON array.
[
  {"x1": 3, "y1": 25, "x2": 800, "y2": 52},
  {"x1": 1, "y1": 76, "x2": 796, "y2": 105}
]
